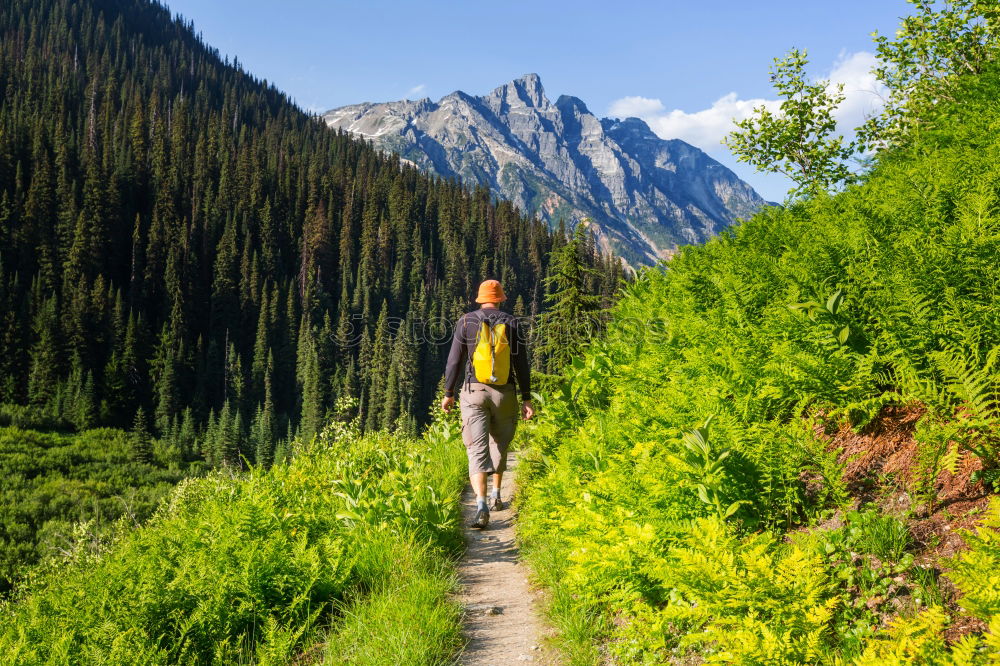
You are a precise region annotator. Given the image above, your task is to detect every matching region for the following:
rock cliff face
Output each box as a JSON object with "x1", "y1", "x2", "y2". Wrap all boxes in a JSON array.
[{"x1": 324, "y1": 74, "x2": 769, "y2": 264}]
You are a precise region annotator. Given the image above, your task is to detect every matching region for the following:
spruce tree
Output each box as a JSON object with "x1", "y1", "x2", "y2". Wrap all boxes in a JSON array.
[
  {"x1": 297, "y1": 321, "x2": 323, "y2": 440},
  {"x1": 216, "y1": 400, "x2": 240, "y2": 468},
  {"x1": 131, "y1": 407, "x2": 153, "y2": 464},
  {"x1": 27, "y1": 297, "x2": 61, "y2": 409},
  {"x1": 251, "y1": 400, "x2": 275, "y2": 469},
  {"x1": 228, "y1": 407, "x2": 244, "y2": 469},
  {"x1": 202, "y1": 408, "x2": 219, "y2": 465},
  {"x1": 384, "y1": 313, "x2": 417, "y2": 432},
  {"x1": 154, "y1": 343, "x2": 179, "y2": 434},
  {"x1": 74, "y1": 370, "x2": 97, "y2": 431},
  {"x1": 365, "y1": 302, "x2": 392, "y2": 432},
  {"x1": 177, "y1": 407, "x2": 197, "y2": 461},
  {"x1": 536, "y1": 225, "x2": 604, "y2": 373}
]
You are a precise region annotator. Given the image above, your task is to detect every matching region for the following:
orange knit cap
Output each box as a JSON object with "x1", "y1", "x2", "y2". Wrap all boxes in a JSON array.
[{"x1": 475, "y1": 279, "x2": 506, "y2": 304}]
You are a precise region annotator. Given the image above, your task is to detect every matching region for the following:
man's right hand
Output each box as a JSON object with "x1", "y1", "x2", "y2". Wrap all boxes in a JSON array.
[{"x1": 441, "y1": 396, "x2": 455, "y2": 413}]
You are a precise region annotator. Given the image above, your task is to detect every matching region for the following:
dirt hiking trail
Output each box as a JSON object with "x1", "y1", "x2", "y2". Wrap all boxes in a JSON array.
[{"x1": 456, "y1": 451, "x2": 551, "y2": 664}]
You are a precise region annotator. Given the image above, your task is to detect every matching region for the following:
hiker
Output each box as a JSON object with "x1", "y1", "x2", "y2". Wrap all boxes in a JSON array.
[{"x1": 441, "y1": 279, "x2": 534, "y2": 529}]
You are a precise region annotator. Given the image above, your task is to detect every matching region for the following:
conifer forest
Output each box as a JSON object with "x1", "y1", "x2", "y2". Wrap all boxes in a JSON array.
[
  {"x1": 0, "y1": 0, "x2": 618, "y2": 596},
  {"x1": 0, "y1": 0, "x2": 618, "y2": 445}
]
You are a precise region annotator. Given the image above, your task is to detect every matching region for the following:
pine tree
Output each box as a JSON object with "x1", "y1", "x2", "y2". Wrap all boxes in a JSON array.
[
  {"x1": 513, "y1": 295, "x2": 527, "y2": 318},
  {"x1": 365, "y1": 302, "x2": 392, "y2": 432},
  {"x1": 216, "y1": 400, "x2": 240, "y2": 468},
  {"x1": 27, "y1": 296, "x2": 61, "y2": 409},
  {"x1": 536, "y1": 225, "x2": 604, "y2": 373},
  {"x1": 74, "y1": 369, "x2": 97, "y2": 431},
  {"x1": 297, "y1": 321, "x2": 323, "y2": 440},
  {"x1": 154, "y1": 341, "x2": 179, "y2": 434},
  {"x1": 202, "y1": 408, "x2": 219, "y2": 465},
  {"x1": 251, "y1": 288, "x2": 270, "y2": 405},
  {"x1": 225, "y1": 340, "x2": 245, "y2": 412},
  {"x1": 252, "y1": 350, "x2": 277, "y2": 467},
  {"x1": 250, "y1": 400, "x2": 275, "y2": 469},
  {"x1": 176, "y1": 407, "x2": 197, "y2": 461},
  {"x1": 384, "y1": 313, "x2": 417, "y2": 432},
  {"x1": 228, "y1": 407, "x2": 244, "y2": 468},
  {"x1": 0, "y1": 270, "x2": 27, "y2": 403},
  {"x1": 131, "y1": 407, "x2": 153, "y2": 464}
]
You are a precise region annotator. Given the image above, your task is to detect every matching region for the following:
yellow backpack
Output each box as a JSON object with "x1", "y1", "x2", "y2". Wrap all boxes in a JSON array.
[{"x1": 471, "y1": 317, "x2": 510, "y2": 385}]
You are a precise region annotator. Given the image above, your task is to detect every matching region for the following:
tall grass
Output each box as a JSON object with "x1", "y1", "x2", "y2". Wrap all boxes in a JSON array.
[{"x1": 0, "y1": 419, "x2": 468, "y2": 664}]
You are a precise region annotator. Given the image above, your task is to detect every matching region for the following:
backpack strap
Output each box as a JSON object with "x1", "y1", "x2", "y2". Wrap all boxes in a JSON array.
[
  {"x1": 487, "y1": 319, "x2": 498, "y2": 383},
  {"x1": 464, "y1": 314, "x2": 474, "y2": 392}
]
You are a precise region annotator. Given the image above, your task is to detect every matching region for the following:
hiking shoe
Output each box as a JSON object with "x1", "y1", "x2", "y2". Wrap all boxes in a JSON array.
[
  {"x1": 488, "y1": 496, "x2": 504, "y2": 512},
  {"x1": 470, "y1": 508, "x2": 490, "y2": 529}
]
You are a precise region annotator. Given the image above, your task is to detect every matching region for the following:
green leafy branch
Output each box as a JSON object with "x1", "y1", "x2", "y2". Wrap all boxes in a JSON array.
[
  {"x1": 668, "y1": 419, "x2": 750, "y2": 521},
  {"x1": 788, "y1": 288, "x2": 852, "y2": 347}
]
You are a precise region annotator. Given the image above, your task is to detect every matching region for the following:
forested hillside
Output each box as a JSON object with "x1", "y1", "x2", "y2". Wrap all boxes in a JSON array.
[
  {"x1": 518, "y1": 26, "x2": 1000, "y2": 665},
  {"x1": 0, "y1": 0, "x2": 620, "y2": 463}
]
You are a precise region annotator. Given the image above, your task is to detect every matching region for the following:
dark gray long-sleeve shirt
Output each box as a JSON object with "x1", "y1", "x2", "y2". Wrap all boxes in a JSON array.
[{"x1": 444, "y1": 308, "x2": 531, "y2": 401}]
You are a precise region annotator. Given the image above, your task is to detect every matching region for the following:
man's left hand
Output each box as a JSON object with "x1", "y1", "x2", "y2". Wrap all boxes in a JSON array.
[{"x1": 521, "y1": 400, "x2": 535, "y2": 421}]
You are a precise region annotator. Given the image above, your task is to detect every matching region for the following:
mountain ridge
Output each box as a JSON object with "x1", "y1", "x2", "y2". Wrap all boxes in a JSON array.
[{"x1": 324, "y1": 74, "x2": 770, "y2": 264}]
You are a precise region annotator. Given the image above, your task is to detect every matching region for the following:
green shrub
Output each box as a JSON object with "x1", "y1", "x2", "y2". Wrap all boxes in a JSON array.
[
  {"x1": 949, "y1": 498, "x2": 1000, "y2": 621},
  {"x1": 0, "y1": 422, "x2": 467, "y2": 664},
  {"x1": 855, "y1": 500, "x2": 1000, "y2": 664},
  {"x1": 0, "y1": 425, "x2": 195, "y2": 594}
]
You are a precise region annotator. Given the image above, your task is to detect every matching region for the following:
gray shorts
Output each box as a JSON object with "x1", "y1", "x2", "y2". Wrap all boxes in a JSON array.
[{"x1": 459, "y1": 383, "x2": 518, "y2": 475}]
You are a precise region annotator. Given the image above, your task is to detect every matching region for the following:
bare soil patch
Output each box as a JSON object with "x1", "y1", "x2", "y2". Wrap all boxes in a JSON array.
[{"x1": 815, "y1": 404, "x2": 995, "y2": 640}]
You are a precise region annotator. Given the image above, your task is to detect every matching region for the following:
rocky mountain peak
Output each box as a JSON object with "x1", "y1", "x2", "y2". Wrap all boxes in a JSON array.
[
  {"x1": 555, "y1": 94, "x2": 591, "y2": 115},
  {"x1": 487, "y1": 73, "x2": 549, "y2": 110},
  {"x1": 323, "y1": 76, "x2": 769, "y2": 265},
  {"x1": 606, "y1": 116, "x2": 655, "y2": 135}
]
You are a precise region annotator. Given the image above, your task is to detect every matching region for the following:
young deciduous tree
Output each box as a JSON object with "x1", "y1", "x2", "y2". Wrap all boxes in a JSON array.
[
  {"x1": 728, "y1": 2, "x2": 1000, "y2": 198},
  {"x1": 860, "y1": 0, "x2": 1000, "y2": 150},
  {"x1": 724, "y1": 49, "x2": 856, "y2": 199}
]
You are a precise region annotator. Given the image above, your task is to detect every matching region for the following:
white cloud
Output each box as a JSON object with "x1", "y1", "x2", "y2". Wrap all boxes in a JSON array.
[
  {"x1": 612, "y1": 93, "x2": 780, "y2": 151},
  {"x1": 609, "y1": 51, "x2": 887, "y2": 153},
  {"x1": 407, "y1": 83, "x2": 427, "y2": 97},
  {"x1": 608, "y1": 96, "x2": 667, "y2": 117},
  {"x1": 825, "y1": 51, "x2": 888, "y2": 127}
]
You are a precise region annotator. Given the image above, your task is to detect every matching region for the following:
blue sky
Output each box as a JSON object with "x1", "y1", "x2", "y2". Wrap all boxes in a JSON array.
[{"x1": 163, "y1": 0, "x2": 911, "y2": 201}]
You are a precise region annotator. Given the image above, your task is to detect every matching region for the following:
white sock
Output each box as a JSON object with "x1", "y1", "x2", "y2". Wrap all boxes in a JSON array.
[
  {"x1": 491, "y1": 488, "x2": 501, "y2": 499},
  {"x1": 476, "y1": 495, "x2": 487, "y2": 510}
]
